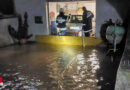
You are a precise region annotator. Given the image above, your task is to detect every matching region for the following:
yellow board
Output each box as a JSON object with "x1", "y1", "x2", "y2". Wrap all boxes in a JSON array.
[{"x1": 36, "y1": 35, "x2": 102, "y2": 46}]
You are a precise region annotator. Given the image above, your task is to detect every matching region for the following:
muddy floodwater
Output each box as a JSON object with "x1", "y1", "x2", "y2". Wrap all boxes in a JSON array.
[{"x1": 0, "y1": 44, "x2": 122, "y2": 90}]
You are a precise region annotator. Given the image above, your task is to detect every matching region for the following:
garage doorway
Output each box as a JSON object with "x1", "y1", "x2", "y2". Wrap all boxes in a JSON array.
[{"x1": 47, "y1": 0, "x2": 96, "y2": 37}]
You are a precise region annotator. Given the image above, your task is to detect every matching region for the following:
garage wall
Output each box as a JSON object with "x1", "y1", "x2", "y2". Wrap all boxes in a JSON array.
[
  {"x1": 0, "y1": 0, "x2": 48, "y2": 47},
  {"x1": 96, "y1": 0, "x2": 122, "y2": 37},
  {"x1": 14, "y1": 0, "x2": 48, "y2": 40},
  {"x1": 0, "y1": 18, "x2": 18, "y2": 47}
]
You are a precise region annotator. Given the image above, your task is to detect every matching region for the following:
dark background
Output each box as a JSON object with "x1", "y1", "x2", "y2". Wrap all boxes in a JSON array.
[
  {"x1": 0, "y1": 0, "x2": 15, "y2": 15},
  {"x1": 107, "y1": 0, "x2": 130, "y2": 24},
  {"x1": 48, "y1": 0, "x2": 94, "y2": 2}
]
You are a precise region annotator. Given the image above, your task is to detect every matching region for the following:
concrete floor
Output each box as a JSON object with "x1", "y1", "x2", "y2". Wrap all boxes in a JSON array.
[{"x1": 0, "y1": 44, "x2": 123, "y2": 90}]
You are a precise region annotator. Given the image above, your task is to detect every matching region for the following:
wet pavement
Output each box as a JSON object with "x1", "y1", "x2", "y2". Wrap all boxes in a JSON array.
[
  {"x1": 0, "y1": 44, "x2": 123, "y2": 90},
  {"x1": 115, "y1": 27, "x2": 130, "y2": 90}
]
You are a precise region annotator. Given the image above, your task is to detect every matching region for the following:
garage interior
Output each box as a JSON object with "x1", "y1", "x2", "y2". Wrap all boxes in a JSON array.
[{"x1": 0, "y1": 0, "x2": 130, "y2": 90}]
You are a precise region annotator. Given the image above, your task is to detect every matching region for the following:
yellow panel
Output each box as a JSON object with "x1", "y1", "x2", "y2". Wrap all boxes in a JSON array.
[{"x1": 35, "y1": 35, "x2": 102, "y2": 46}]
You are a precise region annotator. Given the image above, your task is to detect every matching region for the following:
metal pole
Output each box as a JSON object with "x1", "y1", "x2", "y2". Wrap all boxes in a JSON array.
[
  {"x1": 114, "y1": 23, "x2": 117, "y2": 52},
  {"x1": 82, "y1": 30, "x2": 85, "y2": 48}
]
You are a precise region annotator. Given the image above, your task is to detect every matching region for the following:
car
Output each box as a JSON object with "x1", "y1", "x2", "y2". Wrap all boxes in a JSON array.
[{"x1": 66, "y1": 15, "x2": 83, "y2": 36}]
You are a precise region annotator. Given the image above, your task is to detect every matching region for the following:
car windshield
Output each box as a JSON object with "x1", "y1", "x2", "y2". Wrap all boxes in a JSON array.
[{"x1": 69, "y1": 15, "x2": 82, "y2": 23}]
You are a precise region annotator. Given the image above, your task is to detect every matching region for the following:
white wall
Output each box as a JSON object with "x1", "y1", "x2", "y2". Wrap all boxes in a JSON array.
[
  {"x1": 96, "y1": 0, "x2": 122, "y2": 37},
  {"x1": 0, "y1": 0, "x2": 48, "y2": 46},
  {"x1": 14, "y1": 0, "x2": 48, "y2": 40},
  {"x1": 0, "y1": 18, "x2": 18, "y2": 47}
]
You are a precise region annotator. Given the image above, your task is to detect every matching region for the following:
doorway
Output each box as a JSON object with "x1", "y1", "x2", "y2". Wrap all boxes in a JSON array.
[{"x1": 47, "y1": 0, "x2": 96, "y2": 37}]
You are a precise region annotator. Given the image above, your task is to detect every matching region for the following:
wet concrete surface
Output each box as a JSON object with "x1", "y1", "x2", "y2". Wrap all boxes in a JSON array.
[
  {"x1": 0, "y1": 44, "x2": 123, "y2": 90},
  {"x1": 115, "y1": 29, "x2": 130, "y2": 90}
]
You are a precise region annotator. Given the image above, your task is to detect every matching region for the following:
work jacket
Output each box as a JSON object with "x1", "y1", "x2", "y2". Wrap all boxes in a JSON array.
[
  {"x1": 83, "y1": 10, "x2": 94, "y2": 30},
  {"x1": 56, "y1": 14, "x2": 67, "y2": 29}
]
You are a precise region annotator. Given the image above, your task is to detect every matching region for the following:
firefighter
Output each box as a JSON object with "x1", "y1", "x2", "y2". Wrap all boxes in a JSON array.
[
  {"x1": 56, "y1": 8, "x2": 67, "y2": 35},
  {"x1": 82, "y1": 6, "x2": 94, "y2": 37}
]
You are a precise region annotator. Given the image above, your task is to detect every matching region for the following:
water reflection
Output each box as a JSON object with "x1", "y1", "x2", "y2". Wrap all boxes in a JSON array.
[
  {"x1": 0, "y1": 45, "x2": 103, "y2": 89},
  {"x1": 48, "y1": 47, "x2": 101, "y2": 90},
  {"x1": 0, "y1": 64, "x2": 43, "y2": 90}
]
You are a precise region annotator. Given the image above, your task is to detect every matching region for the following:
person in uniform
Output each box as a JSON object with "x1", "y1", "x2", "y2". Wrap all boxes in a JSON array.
[
  {"x1": 82, "y1": 6, "x2": 94, "y2": 36},
  {"x1": 56, "y1": 8, "x2": 67, "y2": 35}
]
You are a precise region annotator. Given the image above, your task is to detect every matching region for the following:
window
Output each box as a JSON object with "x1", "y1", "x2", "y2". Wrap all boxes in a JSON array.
[{"x1": 70, "y1": 15, "x2": 83, "y2": 23}]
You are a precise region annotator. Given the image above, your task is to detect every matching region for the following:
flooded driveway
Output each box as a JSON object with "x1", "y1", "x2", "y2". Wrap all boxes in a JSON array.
[{"x1": 0, "y1": 44, "x2": 122, "y2": 90}]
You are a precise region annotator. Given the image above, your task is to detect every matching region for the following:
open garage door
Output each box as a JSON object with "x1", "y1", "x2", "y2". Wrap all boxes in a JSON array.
[{"x1": 47, "y1": 0, "x2": 96, "y2": 37}]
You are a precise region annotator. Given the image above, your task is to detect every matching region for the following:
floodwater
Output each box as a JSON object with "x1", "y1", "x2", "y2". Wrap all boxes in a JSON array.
[{"x1": 0, "y1": 44, "x2": 121, "y2": 90}]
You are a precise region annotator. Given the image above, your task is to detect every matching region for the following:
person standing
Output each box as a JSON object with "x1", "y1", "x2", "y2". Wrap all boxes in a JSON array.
[
  {"x1": 56, "y1": 8, "x2": 67, "y2": 36},
  {"x1": 50, "y1": 12, "x2": 57, "y2": 35},
  {"x1": 82, "y1": 7, "x2": 94, "y2": 36}
]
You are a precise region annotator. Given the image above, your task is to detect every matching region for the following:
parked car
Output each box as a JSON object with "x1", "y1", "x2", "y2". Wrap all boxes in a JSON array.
[{"x1": 66, "y1": 15, "x2": 83, "y2": 36}]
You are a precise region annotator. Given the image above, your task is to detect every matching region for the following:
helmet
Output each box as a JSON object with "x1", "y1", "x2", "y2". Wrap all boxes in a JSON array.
[{"x1": 59, "y1": 8, "x2": 64, "y2": 12}]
